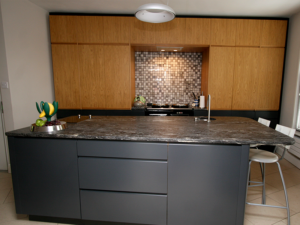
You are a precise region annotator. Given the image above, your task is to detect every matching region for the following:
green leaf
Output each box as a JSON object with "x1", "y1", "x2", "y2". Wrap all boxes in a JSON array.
[
  {"x1": 36, "y1": 102, "x2": 41, "y2": 113},
  {"x1": 43, "y1": 102, "x2": 50, "y2": 116},
  {"x1": 40, "y1": 101, "x2": 44, "y2": 111}
]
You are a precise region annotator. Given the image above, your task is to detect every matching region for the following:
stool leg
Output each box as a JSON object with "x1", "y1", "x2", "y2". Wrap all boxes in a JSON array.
[
  {"x1": 262, "y1": 163, "x2": 266, "y2": 204},
  {"x1": 276, "y1": 162, "x2": 290, "y2": 225},
  {"x1": 248, "y1": 161, "x2": 252, "y2": 185},
  {"x1": 247, "y1": 161, "x2": 252, "y2": 192}
]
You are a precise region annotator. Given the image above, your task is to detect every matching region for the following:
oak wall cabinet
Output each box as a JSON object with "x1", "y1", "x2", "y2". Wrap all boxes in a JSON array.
[
  {"x1": 260, "y1": 20, "x2": 288, "y2": 47},
  {"x1": 155, "y1": 18, "x2": 186, "y2": 44},
  {"x1": 235, "y1": 19, "x2": 261, "y2": 47},
  {"x1": 51, "y1": 44, "x2": 81, "y2": 109},
  {"x1": 78, "y1": 45, "x2": 105, "y2": 109},
  {"x1": 208, "y1": 47, "x2": 235, "y2": 110},
  {"x1": 49, "y1": 15, "x2": 288, "y2": 111},
  {"x1": 51, "y1": 44, "x2": 131, "y2": 110},
  {"x1": 210, "y1": 19, "x2": 237, "y2": 46},
  {"x1": 103, "y1": 16, "x2": 133, "y2": 44},
  {"x1": 231, "y1": 47, "x2": 260, "y2": 110},
  {"x1": 49, "y1": 16, "x2": 78, "y2": 43},
  {"x1": 256, "y1": 48, "x2": 285, "y2": 110},
  {"x1": 77, "y1": 16, "x2": 104, "y2": 44},
  {"x1": 131, "y1": 19, "x2": 156, "y2": 44},
  {"x1": 185, "y1": 18, "x2": 211, "y2": 45},
  {"x1": 104, "y1": 45, "x2": 131, "y2": 109}
]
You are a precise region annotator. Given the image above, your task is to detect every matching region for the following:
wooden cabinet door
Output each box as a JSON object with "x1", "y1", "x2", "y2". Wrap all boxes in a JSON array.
[
  {"x1": 155, "y1": 18, "x2": 186, "y2": 44},
  {"x1": 104, "y1": 45, "x2": 131, "y2": 109},
  {"x1": 235, "y1": 19, "x2": 261, "y2": 47},
  {"x1": 103, "y1": 16, "x2": 133, "y2": 44},
  {"x1": 255, "y1": 48, "x2": 285, "y2": 110},
  {"x1": 78, "y1": 45, "x2": 105, "y2": 109},
  {"x1": 260, "y1": 20, "x2": 287, "y2": 47},
  {"x1": 51, "y1": 44, "x2": 81, "y2": 109},
  {"x1": 210, "y1": 19, "x2": 236, "y2": 46},
  {"x1": 185, "y1": 18, "x2": 210, "y2": 45},
  {"x1": 232, "y1": 47, "x2": 260, "y2": 110},
  {"x1": 131, "y1": 18, "x2": 156, "y2": 44},
  {"x1": 208, "y1": 47, "x2": 235, "y2": 110},
  {"x1": 77, "y1": 16, "x2": 103, "y2": 43},
  {"x1": 49, "y1": 16, "x2": 78, "y2": 43}
]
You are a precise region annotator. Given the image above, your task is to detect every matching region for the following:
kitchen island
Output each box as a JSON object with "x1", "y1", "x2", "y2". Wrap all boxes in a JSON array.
[{"x1": 6, "y1": 117, "x2": 295, "y2": 225}]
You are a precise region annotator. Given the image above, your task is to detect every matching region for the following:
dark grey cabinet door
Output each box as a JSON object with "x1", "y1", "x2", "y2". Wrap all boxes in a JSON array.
[
  {"x1": 77, "y1": 140, "x2": 168, "y2": 160},
  {"x1": 8, "y1": 137, "x2": 81, "y2": 219},
  {"x1": 81, "y1": 190, "x2": 167, "y2": 225},
  {"x1": 168, "y1": 144, "x2": 249, "y2": 225},
  {"x1": 79, "y1": 157, "x2": 167, "y2": 193}
]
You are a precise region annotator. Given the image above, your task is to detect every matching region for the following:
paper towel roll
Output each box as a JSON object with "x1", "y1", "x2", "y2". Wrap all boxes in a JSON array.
[{"x1": 200, "y1": 96, "x2": 205, "y2": 108}]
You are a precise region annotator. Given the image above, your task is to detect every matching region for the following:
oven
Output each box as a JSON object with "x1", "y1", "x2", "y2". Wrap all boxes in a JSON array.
[{"x1": 145, "y1": 104, "x2": 194, "y2": 116}]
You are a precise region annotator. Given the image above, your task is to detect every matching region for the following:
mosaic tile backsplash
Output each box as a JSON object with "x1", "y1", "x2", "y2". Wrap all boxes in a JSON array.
[{"x1": 135, "y1": 52, "x2": 202, "y2": 105}]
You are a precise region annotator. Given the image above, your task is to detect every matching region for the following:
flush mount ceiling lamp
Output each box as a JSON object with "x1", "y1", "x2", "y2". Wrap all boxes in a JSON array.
[{"x1": 135, "y1": 2, "x2": 175, "y2": 23}]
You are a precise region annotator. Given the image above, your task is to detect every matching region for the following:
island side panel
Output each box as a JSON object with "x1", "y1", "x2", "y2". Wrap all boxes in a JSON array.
[
  {"x1": 168, "y1": 144, "x2": 248, "y2": 225},
  {"x1": 236, "y1": 145, "x2": 250, "y2": 225},
  {"x1": 7, "y1": 137, "x2": 81, "y2": 219}
]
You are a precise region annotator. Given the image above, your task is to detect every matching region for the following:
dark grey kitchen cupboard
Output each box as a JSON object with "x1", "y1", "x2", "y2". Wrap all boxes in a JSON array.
[
  {"x1": 81, "y1": 190, "x2": 167, "y2": 225},
  {"x1": 168, "y1": 144, "x2": 249, "y2": 225},
  {"x1": 7, "y1": 137, "x2": 250, "y2": 225},
  {"x1": 78, "y1": 157, "x2": 167, "y2": 193},
  {"x1": 78, "y1": 140, "x2": 168, "y2": 225},
  {"x1": 8, "y1": 137, "x2": 81, "y2": 219}
]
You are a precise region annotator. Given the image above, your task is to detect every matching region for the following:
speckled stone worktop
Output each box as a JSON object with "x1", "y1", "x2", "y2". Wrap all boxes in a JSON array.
[{"x1": 6, "y1": 116, "x2": 295, "y2": 145}]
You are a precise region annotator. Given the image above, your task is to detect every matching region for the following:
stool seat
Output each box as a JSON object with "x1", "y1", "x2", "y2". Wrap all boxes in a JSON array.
[{"x1": 249, "y1": 148, "x2": 279, "y2": 163}]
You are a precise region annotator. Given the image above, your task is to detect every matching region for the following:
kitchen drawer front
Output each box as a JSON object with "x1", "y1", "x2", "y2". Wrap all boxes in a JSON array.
[
  {"x1": 77, "y1": 140, "x2": 168, "y2": 160},
  {"x1": 81, "y1": 190, "x2": 167, "y2": 225},
  {"x1": 79, "y1": 157, "x2": 167, "y2": 194}
]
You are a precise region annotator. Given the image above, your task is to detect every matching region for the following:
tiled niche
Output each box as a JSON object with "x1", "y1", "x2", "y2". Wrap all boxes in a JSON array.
[{"x1": 135, "y1": 52, "x2": 202, "y2": 105}]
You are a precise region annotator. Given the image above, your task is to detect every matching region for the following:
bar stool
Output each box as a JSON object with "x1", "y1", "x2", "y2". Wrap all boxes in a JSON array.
[
  {"x1": 247, "y1": 124, "x2": 295, "y2": 225},
  {"x1": 250, "y1": 117, "x2": 271, "y2": 148}
]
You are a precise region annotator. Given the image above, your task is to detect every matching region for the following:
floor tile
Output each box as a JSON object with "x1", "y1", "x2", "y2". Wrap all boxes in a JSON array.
[
  {"x1": 272, "y1": 221, "x2": 287, "y2": 225},
  {"x1": 244, "y1": 218, "x2": 255, "y2": 225},
  {"x1": 245, "y1": 196, "x2": 296, "y2": 225},
  {"x1": 277, "y1": 158, "x2": 296, "y2": 170},
  {"x1": 0, "y1": 171, "x2": 11, "y2": 179},
  {"x1": 268, "y1": 185, "x2": 300, "y2": 214},
  {"x1": 0, "y1": 188, "x2": 11, "y2": 204},
  {"x1": 4, "y1": 189, "x2": 15, "y2": 204},
  {"x1": 0, "y1": 177, "x2": 13, "y2": 190},
  {"x1": 0, "y1": 202, "x2": 27, "y2": 223},
  {"x1": 3, "y1": 220, "x2": 57, "y2": 224},
  {"x1": 264, "y1": 168, "x2": 300, "y2": 191},
  {"x1": 277, "y1": 212, "x2": 300, "y2": 225},
  {"x1": 247, "y1": 178, "x2": 279, "y2": 201}
]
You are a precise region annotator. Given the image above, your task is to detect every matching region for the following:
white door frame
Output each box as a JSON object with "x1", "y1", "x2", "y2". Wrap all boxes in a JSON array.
[{"x1": 0, "y1": 91, "x2": 9, "y2": 172}]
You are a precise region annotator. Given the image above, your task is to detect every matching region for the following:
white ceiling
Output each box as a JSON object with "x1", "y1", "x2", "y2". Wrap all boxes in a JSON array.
[{"x1": 27, "y1": 0, "x2": 300, "y2": 18}]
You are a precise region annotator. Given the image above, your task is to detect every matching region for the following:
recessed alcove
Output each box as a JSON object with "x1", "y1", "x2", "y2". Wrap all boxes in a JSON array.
[{"x1": 130, "y1": 45, "x2": 209, "y2": 105}]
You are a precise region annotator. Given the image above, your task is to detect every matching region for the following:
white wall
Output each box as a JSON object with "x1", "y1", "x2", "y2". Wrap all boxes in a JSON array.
[
  {"x1": 280, "y1": 11, "x2": 300, "y2": 128},
  {"x1": 0, "y1": 3, "x2": 14, "y2": 132},
  {"x1": 0, "y1": 0, "x2": 54, "y2": 131}
]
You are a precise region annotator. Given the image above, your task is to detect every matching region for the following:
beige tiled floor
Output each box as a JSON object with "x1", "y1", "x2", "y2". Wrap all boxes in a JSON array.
[
  {"x1": 246, "y1": 158, "x2": 300, "y2": 225},
  {"x1": 1, "y1": 158, "x2": 300, "y2": 225}
]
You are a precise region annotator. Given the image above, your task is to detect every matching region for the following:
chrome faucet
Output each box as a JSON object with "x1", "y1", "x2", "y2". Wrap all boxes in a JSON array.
[
  {"x1": 194, "y1": 94, "x2": 212, "y2": 122},
  {"x1": 207, "y1": 94, "x2": 211, "y2": 122}
]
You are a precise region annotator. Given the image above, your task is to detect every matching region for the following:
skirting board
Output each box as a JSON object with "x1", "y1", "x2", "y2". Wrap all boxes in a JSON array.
[{"x1": 276, "y1": 146, "x2": 300, "y2": 169}]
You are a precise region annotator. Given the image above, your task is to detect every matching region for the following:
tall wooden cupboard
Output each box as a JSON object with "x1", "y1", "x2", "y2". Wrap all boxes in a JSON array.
[{"x1": 49, "y1": 15, "x2": 288, "y2": 111}]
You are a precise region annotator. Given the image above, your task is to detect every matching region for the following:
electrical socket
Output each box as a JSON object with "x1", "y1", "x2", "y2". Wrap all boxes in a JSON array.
[{"x1": 1, "y1": 82, "x2": 9, "y2": 89}]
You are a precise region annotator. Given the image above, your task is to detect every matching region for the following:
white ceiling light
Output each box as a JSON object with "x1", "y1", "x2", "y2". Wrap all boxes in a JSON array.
[{"x1": 135, "y1": 3, "x2": 175, "y2": 23}]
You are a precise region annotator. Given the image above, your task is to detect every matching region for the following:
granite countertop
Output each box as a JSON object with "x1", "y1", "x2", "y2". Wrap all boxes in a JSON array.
[{"x1": 6, "y1": 116, "x2": 295, "y2": 145}]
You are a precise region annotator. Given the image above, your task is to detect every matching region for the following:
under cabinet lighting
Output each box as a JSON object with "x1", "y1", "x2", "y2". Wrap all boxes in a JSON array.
[{"x1": 161, "y1": 50, "x2": 165, "y2": 51}]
